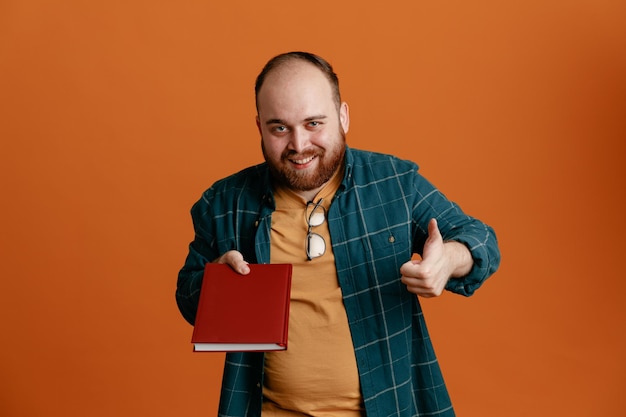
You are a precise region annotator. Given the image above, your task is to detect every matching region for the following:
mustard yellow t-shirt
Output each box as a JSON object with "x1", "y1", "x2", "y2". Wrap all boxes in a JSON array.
[{"x1": 262, "y1": 171, "x2": 364, "y2": 417}]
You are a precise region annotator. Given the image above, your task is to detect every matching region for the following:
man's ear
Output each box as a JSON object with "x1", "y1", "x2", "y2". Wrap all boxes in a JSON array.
[
  {"x1": 340, "y1": 102, "x2": 350, "y2": 134},
  {"x1": 255, "y1": 115, "x2": 261, "y2": 134}
]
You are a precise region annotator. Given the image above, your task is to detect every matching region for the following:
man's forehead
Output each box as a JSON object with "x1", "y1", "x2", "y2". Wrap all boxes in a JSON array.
[{"x1": 256, "y1": 61, "x2": 337, "y2": 122}]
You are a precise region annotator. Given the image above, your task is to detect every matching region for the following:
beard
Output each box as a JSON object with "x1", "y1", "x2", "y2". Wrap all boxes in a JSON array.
[{"x1": 262, "y1": 129, "x2": 346, "y2": 192}]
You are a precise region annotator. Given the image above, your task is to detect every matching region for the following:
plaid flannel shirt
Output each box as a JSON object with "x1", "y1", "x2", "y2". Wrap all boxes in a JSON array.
[{"x1": 177, "y1": 146, "x2": 500, "y2": 417}]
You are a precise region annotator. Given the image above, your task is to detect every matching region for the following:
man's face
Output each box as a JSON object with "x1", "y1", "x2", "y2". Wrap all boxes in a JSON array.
[{"x1": 256, "y1": 61, "x2": 349, "y2": 196}]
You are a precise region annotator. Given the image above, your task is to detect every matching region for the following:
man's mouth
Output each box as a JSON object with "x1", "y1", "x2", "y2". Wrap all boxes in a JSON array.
[{"x1": 289, "y1": 155, "x2": 317, "y2": 166}]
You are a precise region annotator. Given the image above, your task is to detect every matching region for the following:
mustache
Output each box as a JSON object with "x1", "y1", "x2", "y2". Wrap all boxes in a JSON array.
[{"x1": 282, "y1": 148, "x2": 323, "y2": 160}]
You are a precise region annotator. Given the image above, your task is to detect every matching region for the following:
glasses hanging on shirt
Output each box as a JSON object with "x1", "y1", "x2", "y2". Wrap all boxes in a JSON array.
[{"x1": 305, "y1": 199, "x2": 326, "y2": 261}]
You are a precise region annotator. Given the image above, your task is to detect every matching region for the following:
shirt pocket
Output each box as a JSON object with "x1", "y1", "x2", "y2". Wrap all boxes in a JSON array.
[
  {"x1": 359, "y1": 227, "x2": 413, "y2": 308},
  {"x1": 363, "y1": 226, "x2": 412, "y2": 274}
]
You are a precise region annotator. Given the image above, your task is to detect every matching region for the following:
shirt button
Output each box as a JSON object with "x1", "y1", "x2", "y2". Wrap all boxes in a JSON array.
[{"x1": 389, "y1": 236, "x2": 395, "y2": 243}]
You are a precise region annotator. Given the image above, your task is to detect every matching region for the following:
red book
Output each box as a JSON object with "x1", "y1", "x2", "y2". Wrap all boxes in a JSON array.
[{"x1": 192, "y1": 263, "x2": 292, "y2": 352}]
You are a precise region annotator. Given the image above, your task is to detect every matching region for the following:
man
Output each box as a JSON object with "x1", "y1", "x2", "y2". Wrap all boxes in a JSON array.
[{"x1": 176, "y1": 51, "x2": 500, "y2": 417}]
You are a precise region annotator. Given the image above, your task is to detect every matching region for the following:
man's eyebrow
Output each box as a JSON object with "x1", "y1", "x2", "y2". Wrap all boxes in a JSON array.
[
  {"x1": 264, "y1": 115, "x2": 328, "y2": 125},
  {"x1": 304, "y1": 115, "x2": 327, "y2": 122}
]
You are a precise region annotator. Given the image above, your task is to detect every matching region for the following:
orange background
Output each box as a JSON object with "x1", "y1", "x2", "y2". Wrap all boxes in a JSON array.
[{"x1": 1, "y1": 1, "x2": 624, "y2": 416}]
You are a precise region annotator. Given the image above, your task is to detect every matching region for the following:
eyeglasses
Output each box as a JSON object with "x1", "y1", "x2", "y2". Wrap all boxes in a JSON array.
[{"x1": 305, "y1": 199, "x2": 326, "y2": 261}]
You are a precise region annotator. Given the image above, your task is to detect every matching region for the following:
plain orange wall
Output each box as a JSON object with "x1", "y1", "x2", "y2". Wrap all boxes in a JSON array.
[{"x1": 1, "y1": 1, "x2": 624, "y2": 416}]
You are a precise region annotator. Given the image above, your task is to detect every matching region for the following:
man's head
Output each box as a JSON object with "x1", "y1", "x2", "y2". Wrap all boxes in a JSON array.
[
  {"x1": 255, "y1": 52, "x2": 342, "y2": 111},
  {"x1": 255, "y1": 52, "x2": 350, "y2": 198}
]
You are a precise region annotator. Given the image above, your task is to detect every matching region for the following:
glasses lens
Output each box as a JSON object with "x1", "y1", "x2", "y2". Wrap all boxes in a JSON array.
[
  {"x1": 306, "y1": 203, "x2": 325, "y2": 227},
  {"x1": 307, "y1": 232, "x2": 326, "y2": 259}
]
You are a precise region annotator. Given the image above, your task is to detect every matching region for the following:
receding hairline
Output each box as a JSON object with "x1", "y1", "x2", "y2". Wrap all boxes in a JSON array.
[{"x1": 254, "y1": 51, "x2": 342, "y2": 110}]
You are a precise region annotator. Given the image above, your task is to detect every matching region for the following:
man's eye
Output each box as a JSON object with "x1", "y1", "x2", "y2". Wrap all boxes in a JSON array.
[
  {"x1": 272, "y1": 126, "x2": 287, "y2": 133},
  {"x1": 308, "y1": 121, "x2": 320, "y2": 127}
]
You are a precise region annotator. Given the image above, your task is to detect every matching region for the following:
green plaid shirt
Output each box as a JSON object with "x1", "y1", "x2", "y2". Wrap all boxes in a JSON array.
[{"x1": 177, "y1": 147, "x2": 500, "y2": 417}]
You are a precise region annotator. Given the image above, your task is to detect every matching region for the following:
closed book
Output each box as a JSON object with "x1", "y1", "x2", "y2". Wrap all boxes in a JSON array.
[{"x1": 192, "y1": 263, "x2": 292, "y2": 352}]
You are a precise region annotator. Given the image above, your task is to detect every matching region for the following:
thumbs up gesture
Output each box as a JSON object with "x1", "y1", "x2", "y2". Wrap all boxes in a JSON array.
[{"x1": 400, "y1": 219, "x2": 473, "y2": 298}]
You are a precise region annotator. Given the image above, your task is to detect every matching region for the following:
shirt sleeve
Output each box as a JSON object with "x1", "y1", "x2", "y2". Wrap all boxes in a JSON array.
[
  {"x1": 175, "y1": 192, "x2": 219, "y2": 325},
  {"x1": 411, "y1": 170, "x2": 501, "y2": 296}
]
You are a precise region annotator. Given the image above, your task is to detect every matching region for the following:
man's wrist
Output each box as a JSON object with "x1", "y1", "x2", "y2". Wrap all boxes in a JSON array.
[{"x1": 444, "y1": 241, "x2": 473, "y2": 278}]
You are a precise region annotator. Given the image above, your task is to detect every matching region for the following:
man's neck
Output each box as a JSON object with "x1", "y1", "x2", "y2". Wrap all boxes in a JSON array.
[{"x1": 293, "y1": 187, "x2": 325, "y2": 203}]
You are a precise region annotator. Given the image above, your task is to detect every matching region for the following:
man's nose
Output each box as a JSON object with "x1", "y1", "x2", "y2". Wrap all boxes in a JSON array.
[{"x1": 288, "y1": 128, "x2": 310, "y2": 153}]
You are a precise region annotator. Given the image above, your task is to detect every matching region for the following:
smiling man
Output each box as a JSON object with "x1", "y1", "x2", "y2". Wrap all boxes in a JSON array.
[
  {"x1": 176, "y1": 51, "x2": 501, "y2": 417},
  {"x1": 256, "y1": 54, "x2": 349, "y2": 201}
]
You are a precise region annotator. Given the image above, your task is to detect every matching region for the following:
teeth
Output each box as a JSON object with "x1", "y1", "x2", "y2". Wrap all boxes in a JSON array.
[{"x1": 293, "y1": 156, "x2": 315, "y2": 164}]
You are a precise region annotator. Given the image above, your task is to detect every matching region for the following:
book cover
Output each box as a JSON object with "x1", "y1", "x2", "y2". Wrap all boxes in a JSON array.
[{"x1": 192, "y1": 263, "x2": 292, "y2": 352}]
